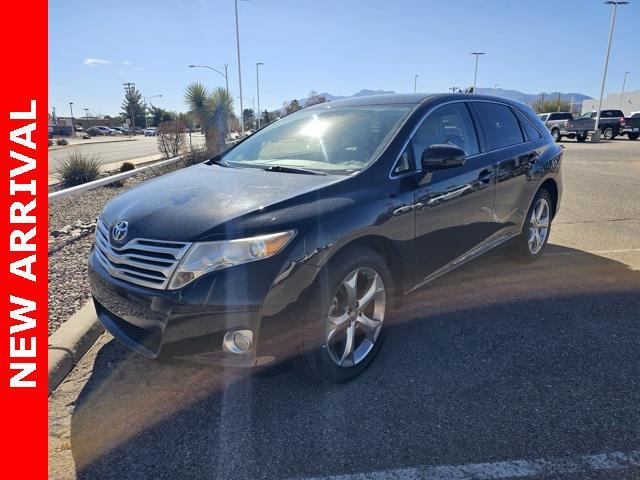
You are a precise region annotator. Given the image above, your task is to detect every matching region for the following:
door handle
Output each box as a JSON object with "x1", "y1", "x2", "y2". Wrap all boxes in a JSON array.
[
  {"x1": 528, "y1": 152, "x2": 539, "y2": 165},
  {"x1": 478, "y1": 169, "x2": 493, "y2": 183},
  {"x1": 392, "y1": 205, "x2": 413, "y2": 216}
]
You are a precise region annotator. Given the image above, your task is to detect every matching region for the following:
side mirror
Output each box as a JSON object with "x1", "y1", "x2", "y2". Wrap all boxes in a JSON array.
[{"x1": 421, "y1": 144, "x2": 466, "y2": 169}]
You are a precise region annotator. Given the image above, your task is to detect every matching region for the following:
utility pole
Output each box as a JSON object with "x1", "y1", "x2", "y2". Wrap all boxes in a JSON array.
[
  {"x1": 52, "y1": 106, "x2": 57, "y2": 124},
  {"x1": 540, "y1": 93, "x2": 545, "y2": 112},
  {"x1": 620, "y1": 71, "x2": 630, "y2": 109},
  {"x1": 593, "y1": 1, "x2": 628, "y2": 141},
  {"x1": 69, "y1": 102, "x2": 74, "y2": 136},
  {"x1": 493, "y1": 84, "x2": 499, "y2": 96},
  {"x1": 414, "y1": 74, "x2": 418, "y2": 93},
  {"x1": 471, "y1": 52, "x2": 485, "y2": 93},
  {"x1": 84, "y1": 108, "x2": 90, "y2": 119},
  {"x1": 570, "y1": 96, "x2": 574, "y2": 115},
  {"x1": 557, "y1": 92, "x2": 561, "y2": 112},
  {"x1": 123, "y1": 82, "x2": 136, "y2": 131},
  {"x1": 256, "y1": 62, "x2": 264, "y2": 129}
]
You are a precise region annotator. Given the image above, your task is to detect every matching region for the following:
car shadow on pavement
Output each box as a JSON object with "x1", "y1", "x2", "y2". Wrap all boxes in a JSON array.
[{"x1": 68, "y1": 244, "x2": 640, "y2": 480}]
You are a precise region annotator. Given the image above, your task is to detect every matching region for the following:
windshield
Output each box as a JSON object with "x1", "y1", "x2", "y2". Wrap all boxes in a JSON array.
[{"x1": 221, "y1": 104, "x2": 411, "y2": 175}]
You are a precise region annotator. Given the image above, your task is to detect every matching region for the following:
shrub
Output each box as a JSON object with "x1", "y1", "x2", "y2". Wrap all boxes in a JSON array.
[
  {"x1": 110, "y1": 161, "x2": 137, "y2": 187},
  {"x1": 56, "y1": 151, "x2": 102, "y2": 186},
  {"x1": 56, "y1": 138, "x2": 68, "y2": 146},
  {"x1": 157, "y1": 120, "x2": 186, "y2": 158},
  {"x1": 48, "y1": 139, "x2": 53, "y2": 146},
  {"x1": 120, "y1": 161, "x2": 136, "y2": 173}
]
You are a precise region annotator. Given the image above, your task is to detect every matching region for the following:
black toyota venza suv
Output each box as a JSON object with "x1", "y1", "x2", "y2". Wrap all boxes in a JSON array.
[{"x1": 89, "y1": 93, "x2": 562, "y2": 382}]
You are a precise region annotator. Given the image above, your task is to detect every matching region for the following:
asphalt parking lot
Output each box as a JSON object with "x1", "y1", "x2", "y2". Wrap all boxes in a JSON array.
[{"x1": 48, "y1": 139, "x2": 640, "y2": 480}]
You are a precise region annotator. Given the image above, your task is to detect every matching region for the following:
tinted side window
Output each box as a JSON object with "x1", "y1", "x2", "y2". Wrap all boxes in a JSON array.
[
  {"x1": 474, "y1": 102, "x2": 524, "y2": 150},
  {"x1": 411, "y1": 103, "x2": 479, "y2": 160},
  {"x1": 515, "y1": 110, "x2": 542, "y2": 141},
  {"x1": 538, "y1": 114, "x2": 548, "y2": 122}
]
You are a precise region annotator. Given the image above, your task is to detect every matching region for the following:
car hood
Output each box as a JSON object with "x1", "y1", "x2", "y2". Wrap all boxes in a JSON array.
[{"x1": 100, "y1": 163, "x2": 342, "y2": 242}]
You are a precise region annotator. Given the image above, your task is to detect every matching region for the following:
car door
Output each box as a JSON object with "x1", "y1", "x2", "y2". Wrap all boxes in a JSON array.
[
  {"x1": 470, "y1": 101, "x2": 542, "y2": 237},
  {"x1": 407, "y1": 101, "x2": 499, "y2": 279}
]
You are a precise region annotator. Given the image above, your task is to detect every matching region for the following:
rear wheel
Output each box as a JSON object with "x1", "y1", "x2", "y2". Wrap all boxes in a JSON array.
[
  {"x1": 507, "y1": 189, "x2": 553, "y2": 262},
  {"x1": 551, "y1": 129, "x2": 561, "y2": 142},
  {"x1": 603, "y1": 127, "x2": 615, "y2": 140},
  {"x1": 298, "y1": 247, "x2": 392, "y2": 383},
  {"x1": 576, "y1": 134, "x2": 587, "y2": 142}
]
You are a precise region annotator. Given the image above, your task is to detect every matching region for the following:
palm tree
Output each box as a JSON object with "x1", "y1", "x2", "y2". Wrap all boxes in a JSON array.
[{"x1": 184, "y1": 83, "x2": 233, "y2": 154}]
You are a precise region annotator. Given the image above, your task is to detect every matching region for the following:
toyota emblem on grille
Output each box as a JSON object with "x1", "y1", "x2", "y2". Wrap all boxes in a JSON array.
[{"x1": 112, "y1": 221, "x2": 129, "y2": 242}]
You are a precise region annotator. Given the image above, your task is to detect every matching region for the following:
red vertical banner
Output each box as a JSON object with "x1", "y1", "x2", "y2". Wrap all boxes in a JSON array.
[{"x1": 0, "y1": 0, "x2": 48, "y2": 478}]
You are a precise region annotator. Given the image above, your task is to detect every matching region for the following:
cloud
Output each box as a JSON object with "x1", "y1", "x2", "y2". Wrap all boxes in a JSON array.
[
  {"x1": 122, "y1": 60, "x2": 134, "y2": 66},
  {"x1": 84, "y1": 58, "x2": 111, "y2": 67},
  {"x1": 132, "y1": 67, "x2": 145, "y2": 71}
]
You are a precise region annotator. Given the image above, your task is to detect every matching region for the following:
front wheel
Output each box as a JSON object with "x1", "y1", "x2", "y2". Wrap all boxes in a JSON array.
[
  {"x1": 628, "y1": 133, "x2": 639, "y2": 141},
  {"x1": 551, "y1": 129, "x2": 561, "y2": 142},
  {"x1": 576, "y1": 134, "x2": 587, "y2": 142},
  {"x1": 507, "y1": 189, "x2": 553, "y2": 262},
  {"x1": 298, "y1": 247, "x2": 392, "y2": 383}
]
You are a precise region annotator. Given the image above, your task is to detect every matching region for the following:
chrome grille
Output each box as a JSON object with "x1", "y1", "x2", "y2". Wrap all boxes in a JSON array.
[{"x1": 94, "y1": 219, "x2": 191, "y2": 289}]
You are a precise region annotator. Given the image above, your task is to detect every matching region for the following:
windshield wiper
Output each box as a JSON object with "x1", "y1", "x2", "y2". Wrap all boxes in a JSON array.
[
  {"x1": 263, "y1": 165, "x2": 328, "y2": 176},
  {"x1": 208, "y1": 157, "x2": 233, "y2": 167}
]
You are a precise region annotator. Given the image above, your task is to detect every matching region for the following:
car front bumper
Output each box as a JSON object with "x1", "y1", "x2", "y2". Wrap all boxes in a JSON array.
[{"x1": 88, "y1": 245, "x2": 320, "y2": 366}]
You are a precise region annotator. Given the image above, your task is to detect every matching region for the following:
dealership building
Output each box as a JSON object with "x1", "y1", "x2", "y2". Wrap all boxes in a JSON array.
[{"x1": 581, "y1": 89, "x2": 640, "y2": 116}]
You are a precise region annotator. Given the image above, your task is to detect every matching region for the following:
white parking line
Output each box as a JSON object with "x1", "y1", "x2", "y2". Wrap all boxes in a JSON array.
[{"x1": 289, "y1": 450, "x2": 640, "y2": 480}]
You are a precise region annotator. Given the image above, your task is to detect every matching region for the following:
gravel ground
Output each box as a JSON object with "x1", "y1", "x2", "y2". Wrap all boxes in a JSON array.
[{"x1": 48, "y1": 172, "x2": 156, "y2": 335}]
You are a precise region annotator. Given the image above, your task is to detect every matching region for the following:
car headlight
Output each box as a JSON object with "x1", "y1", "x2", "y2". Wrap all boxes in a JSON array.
[{"x1": 168, "y1": 231, "x2": 296, "y2": 290}]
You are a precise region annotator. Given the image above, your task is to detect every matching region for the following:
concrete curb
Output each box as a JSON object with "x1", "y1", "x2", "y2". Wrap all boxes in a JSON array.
[
  {"x1": 48, "y1": 300, "x2": 104, "y2": 396},
  {"x1": 48, "y1": 137, "x2": 138, "y2": 151}
]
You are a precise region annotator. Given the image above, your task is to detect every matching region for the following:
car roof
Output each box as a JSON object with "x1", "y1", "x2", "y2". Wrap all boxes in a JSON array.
[
  {"x1": 306, "y1": 93, "x2": 532, "y2": 111},
  {"x1": 308, "y1": 93, "x2": 434, "y2": 108}
]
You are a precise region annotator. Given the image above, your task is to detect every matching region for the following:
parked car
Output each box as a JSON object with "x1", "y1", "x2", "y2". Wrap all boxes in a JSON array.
[
  {"x1": 86, "y1": 126, "x2": 114, "y2": 136},
  {"x1": 88, "y1": 93, "x2": 562, "y2": 382},
  {"x1": 565, "y1": 109, "x2": 625, "y2": 141},
  {"x1": 144, "y1": 127, "x2": 157, "y2": 136},
  {"x1": 622, "y1": 112, "x2": 640, "y2": 140},
  {"x1": 110, "y1": 127, "x2": 127, "y2": 135},
  {"x1": 537, "y1": 112, "x2": 574, "y2": 142},
  {"x1": 73, "y1": 125, "x2": 85, "y2": 133}
]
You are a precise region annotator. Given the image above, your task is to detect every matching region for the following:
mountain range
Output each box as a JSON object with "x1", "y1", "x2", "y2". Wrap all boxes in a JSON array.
[{"x1": 297, "y1": 88, "x2": 592, "y2": 107}]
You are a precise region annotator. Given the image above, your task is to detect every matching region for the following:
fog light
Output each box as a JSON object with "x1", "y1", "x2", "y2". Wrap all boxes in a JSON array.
[{"x1": 223, "y1": 330, "x2": 253, "y2": 354}]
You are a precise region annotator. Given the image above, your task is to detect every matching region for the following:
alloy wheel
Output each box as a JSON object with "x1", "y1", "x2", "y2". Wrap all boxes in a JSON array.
[
  {"x1": 325, "y1": 267, "x2": 386, "y2": 367},
  {"x1": 528, "y1": 198, "x2": 550, "y2": 255}
]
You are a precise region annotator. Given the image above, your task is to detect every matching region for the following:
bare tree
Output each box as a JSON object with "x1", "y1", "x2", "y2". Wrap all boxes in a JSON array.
[{"x1": 157, "y1": 120, "x2": 186, "y2": 158}]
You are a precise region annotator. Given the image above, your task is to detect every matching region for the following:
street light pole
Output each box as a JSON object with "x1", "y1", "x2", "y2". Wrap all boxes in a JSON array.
[
  {"x1": 414, "y1": 74, "x2": 418, "y2": 93},
  {"x1": 256, "y1": 62, "x2": 264, "y2": 129},
  {"x1": 471, "y1": 52, "x2": 485, "y2": 93},
  {"x1": 235, "y1": 0, "x2": 245, "y2": 135},
  {"x1": 620, "y1": 71, "x2": 630, "y2": 109},
  {"x1": 189, "y1": 64, "x2": 229, "y2": 96},
  {"x1": 143, "y1": 95, "x2": 162, "y2": 128},
  {"x1": 69, "y1": 102, "x2": 74, "y2": 135},
  {"x1": 593, "y1": 1, "x2": 628, "y2": 141},
  {"x1": 493, "y1": 83, "x2": 499, "y2": 96}
]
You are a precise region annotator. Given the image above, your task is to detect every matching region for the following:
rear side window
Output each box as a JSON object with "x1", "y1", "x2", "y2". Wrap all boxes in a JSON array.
[
  {"x1": 549, "y1": 113, "x2": 572, "y2": 121},
  {"x1": 515, "y1": 110, "x2": 542, "y2": 141},
  {"x1": 473, "y1": 102, "x2": 524, "y2": 150},
  {"x1": 538, "y1": 114, "x2": 548, "y2": 122}
]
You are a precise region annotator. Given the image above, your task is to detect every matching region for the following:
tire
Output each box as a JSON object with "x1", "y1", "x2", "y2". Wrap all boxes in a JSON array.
[
  {"x1": 507, "y1": 189, "x2": 553, "y2": 263},
  {"x1": 603, "y1": 127, "x2": 615, "y2": 140},
  {"x1": 551, "y1": 129, "x2": 561, "y2": 142},
  {"x1": 576, "y1": 134, "x2": 587, "y2": 142},
  {"x1": 298, "y1": 246, "x2": 393, "y2": 383},
  {"x1": 628, "y1": 133, "x2": 639, "y2": 141}
]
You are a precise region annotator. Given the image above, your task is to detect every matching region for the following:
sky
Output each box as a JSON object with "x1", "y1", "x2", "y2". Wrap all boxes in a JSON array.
[{"x1": 49, "y1": 0, "x2": 640, "y2": 117}]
